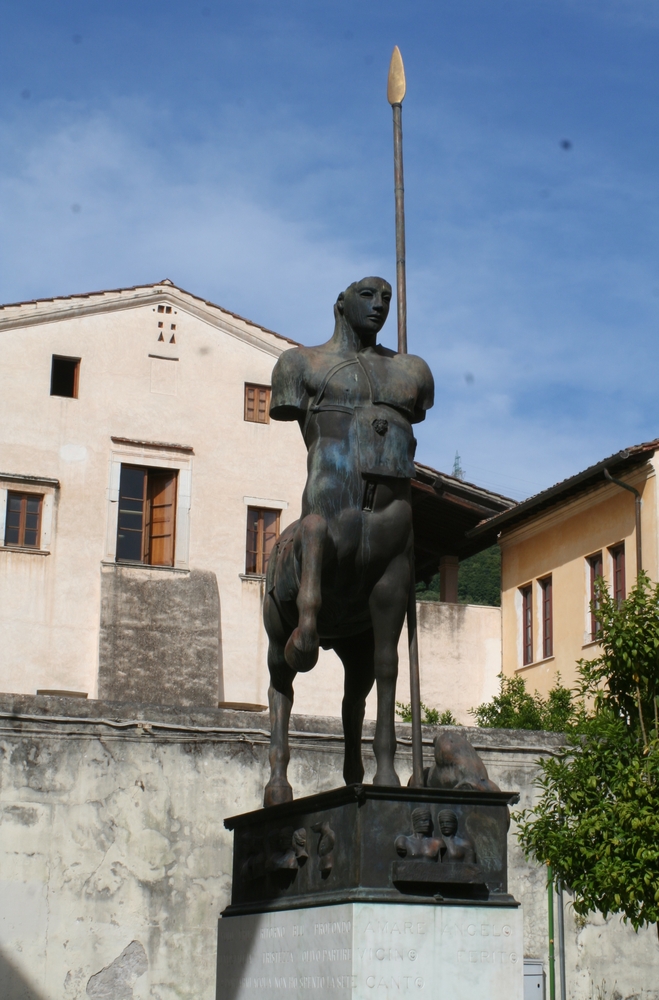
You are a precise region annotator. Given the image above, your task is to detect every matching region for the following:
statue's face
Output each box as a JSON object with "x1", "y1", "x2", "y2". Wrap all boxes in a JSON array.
[
  {"x1": 438, "y1": 812, "x2": 458, "y2": 837},
  {"x1": 412, "y1": 815, "x2": 431, "y2": 836},
  {"x1": 339, "y1": 277, "x2": 392, "y2": 340}
]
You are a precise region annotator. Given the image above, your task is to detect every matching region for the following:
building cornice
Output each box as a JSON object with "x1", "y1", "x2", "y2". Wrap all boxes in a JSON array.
[
  {"x1": 0, "y1": 284, "x2": 296, "y2": 360},
  {"x1": 499, "y1": 463, "x2": 653, "y2": 549}
]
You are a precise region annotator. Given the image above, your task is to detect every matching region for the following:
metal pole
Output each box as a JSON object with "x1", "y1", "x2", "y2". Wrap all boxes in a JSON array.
[
  {"x1": 388, "y1": 46, "x2": 423, "y2": 787},
  {"x1": 392, "y1": 101, "x2": 407, "y2": 355},
  {"x1": 557, "y1": 881, "x2": 567, "y2": 1000},
  {"x1": 548, "y1": 865, "x2": 556, "y2": 1000},
  {"x1": 603, "y1": 468, "x2": 642, "y2": 575}
]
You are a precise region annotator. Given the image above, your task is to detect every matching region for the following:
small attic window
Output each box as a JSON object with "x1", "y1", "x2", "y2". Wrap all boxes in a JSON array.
[
  {"x1": 157, "y1": 305, "x2": 165, "y2": 313},
  {"x1": 50, "y1": 356, "x2": 80, "y2": 398}
]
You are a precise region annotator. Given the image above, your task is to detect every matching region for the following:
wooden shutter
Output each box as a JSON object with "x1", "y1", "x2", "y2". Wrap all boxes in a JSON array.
[
  {"x1": 244, "y1": 384, "x2": 271, "y2": 423},
  {"x1": 541, "y1": 576, "x2": 553, "y2": 659},
  {"x1": 611, "y1": 544, "x2": 625, "y2": 605},
  {"x1": 147, "y1": 471, "x2": 177, "y2": 566},
  {"x1": 245, "y1": 507, "x2": 280, "y2": 574},
  {"x1": 521, "y1": 585, "x2": 533, "y2": 665},
  {"x1": 261, "y1": 509, "x2": 279, "y2": 573}
]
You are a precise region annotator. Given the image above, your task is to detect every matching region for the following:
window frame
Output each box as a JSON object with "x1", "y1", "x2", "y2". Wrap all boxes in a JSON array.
[
  {"x1": 115, "y1": 464, "x2": 178, "y2": 567},
  {"x1": 50, "y1": 355, "x2": 81, "y2": 399},
  {"x1": 539, "y1": 575, "x2": 553, "y2": 659},
  {"x1": 521, "y1": 584, "x2": 533, "y2": 666},
  {"x1": 244, "y1": 383, "x2": 271, "y2": 424},
  {"x1": 587, "y1": 551, "x2": 604, "y2": 641},
  {"x1": 105, "y1": 441, "x2": 192, "y2": 571},
  {"x1": 245, "y1": 506, "x2": 280, "y2": 576},
  {"x1": 4, "y1": 491, "x2": 43, "y2": 548}
]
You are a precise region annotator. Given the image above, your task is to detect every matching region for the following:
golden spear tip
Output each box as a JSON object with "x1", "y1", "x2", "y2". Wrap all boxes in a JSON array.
[{"x1": 387, "y1": 45, "x2": 406, "y2": 105}]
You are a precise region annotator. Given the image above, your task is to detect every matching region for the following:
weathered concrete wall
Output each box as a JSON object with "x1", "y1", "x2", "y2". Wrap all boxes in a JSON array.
[
  {"x1": 98, "y1": 565, "x2": 222, "y2": 707},
  {"x1": 0, "y1": 694, "x2": 657, "y2": 1000}
]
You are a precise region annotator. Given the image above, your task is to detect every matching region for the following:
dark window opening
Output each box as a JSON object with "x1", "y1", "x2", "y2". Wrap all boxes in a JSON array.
[
  {"x1": 244, "y1": 383, "x2": 271, "y2": 423},
  {"x1": 116, "y1": 465, "x2": 177, "y2": 566},
  {"x1": 521, "y1": 584, "x2": 533, "y2": 665},
  {"x1": 540, "y1": 576, "x2": 553, "y2": 659},
  {"x1": 165, "y1": 306, "x2": 172, "y2": 314},
  {"x1": 5, "y1": 492, "x2": 42, "y2": 548},
  {"x1": 157, "y1": 305, "x2": 164, "y2": 313},
  {"x1": 245, "y1": 507, "x2": 279, "y2": 575},
  {"x1": 610, "y1": 544, "x2": 625, "y2": 606},
  {"x1": 588, "y1": 552, "x2": 603, "y2": 640},
  {"x1": 50, "y1": 356, "x2": 80, "y2": 398}
]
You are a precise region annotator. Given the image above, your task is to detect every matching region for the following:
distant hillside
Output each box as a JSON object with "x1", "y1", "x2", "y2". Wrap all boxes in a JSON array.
[{"x1": 416, "y1": 545, "x2": 501, "y2": 607}]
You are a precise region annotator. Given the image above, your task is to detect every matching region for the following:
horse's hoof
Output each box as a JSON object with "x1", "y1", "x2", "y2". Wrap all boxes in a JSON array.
[
  {"x1": 373, "y1": 768, "x2": 401, "y2": 788},
  {"x1": 264, "y1": 780, "x2": 293, "y2": 807},
  {"x1": 285, "y1": 629, "x2": 319, "y2": 673}
]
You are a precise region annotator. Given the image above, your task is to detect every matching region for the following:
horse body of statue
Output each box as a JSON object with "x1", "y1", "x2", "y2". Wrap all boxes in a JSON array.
[{"x1": 263, "y1": 277, "x2": 434, "y2": 806}]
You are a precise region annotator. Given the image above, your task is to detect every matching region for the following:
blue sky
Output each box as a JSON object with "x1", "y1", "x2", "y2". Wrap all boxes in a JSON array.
[{"x1": 2, "y1": 1, "x2": 659, "y2": 499}]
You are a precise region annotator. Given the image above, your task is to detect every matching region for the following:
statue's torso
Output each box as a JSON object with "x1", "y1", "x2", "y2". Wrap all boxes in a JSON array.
[{"x1": 271, "y1": 344, "x2": 433, "y2": 510}]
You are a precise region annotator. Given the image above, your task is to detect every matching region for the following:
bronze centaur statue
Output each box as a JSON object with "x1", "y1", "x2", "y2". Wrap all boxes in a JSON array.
[{"x1": 263, "y1": 277, "x2": 434, "y2": 805}]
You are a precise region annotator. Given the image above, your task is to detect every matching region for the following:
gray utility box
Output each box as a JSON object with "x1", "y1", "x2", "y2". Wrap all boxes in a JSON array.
[{"x1": 524, "y1": 959, "x2": 545, "y2": 1000}]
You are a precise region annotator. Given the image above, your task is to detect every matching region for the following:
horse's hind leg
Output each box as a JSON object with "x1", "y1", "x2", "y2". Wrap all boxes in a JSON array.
[
  {"x1": 333, "y1": 630, "x2": 375, "y2": 785},
  {"x1": 285, "y1": 514, "x2": 327, "y2": 673},
  {"x1": 264, "y1": 594, "x2": 296, "y2": 807}
]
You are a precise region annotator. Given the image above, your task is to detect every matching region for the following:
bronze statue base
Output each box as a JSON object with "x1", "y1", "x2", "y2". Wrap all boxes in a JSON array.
[{"x1": 223, "y1": 784, "x2": 519, "y2": 917}]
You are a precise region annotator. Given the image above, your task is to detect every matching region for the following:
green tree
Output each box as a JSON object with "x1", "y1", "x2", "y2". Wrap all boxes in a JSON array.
[
  {"x1": 395, "y1": 701, "x2": 457, "y2": 726},
  {"x1": 517, "y1": 572, "x2": 659, "y2": 934},
  {"x1": 416, "y1": 545, "x2": 501, "y2": 607},
  {"x1": 470, "y1": 673, "x2": 574, "y2": 732}
]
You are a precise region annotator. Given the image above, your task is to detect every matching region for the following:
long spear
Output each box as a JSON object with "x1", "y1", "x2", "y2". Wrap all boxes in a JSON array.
[{"x1": 388, "y1": 46, "x2": 424, "y2": 788}]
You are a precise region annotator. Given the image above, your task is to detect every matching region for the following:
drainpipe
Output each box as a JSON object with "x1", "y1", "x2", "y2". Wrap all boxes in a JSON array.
[
  {"x1": 557, "y1": 881, "x2": 567, "y2": 1000},
  {"x1": 603, "y1": 468, "x2": 642, "y2": 575},
  {"x1": 547, "y1": 865, "x2": 556, "y2": 1000}
]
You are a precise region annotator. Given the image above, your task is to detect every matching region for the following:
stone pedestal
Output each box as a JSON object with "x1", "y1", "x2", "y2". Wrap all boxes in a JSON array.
[{"x1": 217, "y1": 900, "x2": 523, "y2": 1000}]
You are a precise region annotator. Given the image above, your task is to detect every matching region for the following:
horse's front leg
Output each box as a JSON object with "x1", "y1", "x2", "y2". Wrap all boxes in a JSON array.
[
  {"x1": 264, "y1": 594, "x2": 296, "y2": 807},
  {"x1": 369, "y1": 553, "x2": 410, "y2": 787},
  {"x1": 285, "y1": 514, "x2": 328, "y2": 673}
]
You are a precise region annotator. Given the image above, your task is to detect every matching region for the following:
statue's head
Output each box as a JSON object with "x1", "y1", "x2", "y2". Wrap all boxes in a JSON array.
[
  {"x1": 437, "y1": 809, "x2": 458, "y2": 838},
  {"x1": 336, "y1": 277, "x2": 392, "y2": 341},
  {"x1": 411, "y1": 806, "x2": 432, "y2": 836}
]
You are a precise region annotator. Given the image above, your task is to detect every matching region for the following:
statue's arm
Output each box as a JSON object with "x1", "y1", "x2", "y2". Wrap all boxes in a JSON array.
[
  {"x1": 409, "y1": 355, "x2": 435, "y2": 424},
  {"x1": 269, "y1": 348, "x2": 309, "y2": 423}
]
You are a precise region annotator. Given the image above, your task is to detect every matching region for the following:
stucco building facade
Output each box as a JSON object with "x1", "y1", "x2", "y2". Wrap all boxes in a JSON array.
[
  {"x1": 470, "y1": 442, "x2": 659, "y2": 696},
  {"x1": 0, "y1": 280, "x2": 508, "y2": 723}
]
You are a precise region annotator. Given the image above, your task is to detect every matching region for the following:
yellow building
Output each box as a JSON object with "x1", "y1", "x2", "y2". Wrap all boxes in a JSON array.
[{"x1": 469, "y1": 441, "x2": 659, "y2": 696}]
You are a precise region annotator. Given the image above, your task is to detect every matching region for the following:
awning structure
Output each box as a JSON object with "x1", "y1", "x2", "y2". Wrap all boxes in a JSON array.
[{"x1": 411, "y1": 462, "x2": 516, "y2": 582}]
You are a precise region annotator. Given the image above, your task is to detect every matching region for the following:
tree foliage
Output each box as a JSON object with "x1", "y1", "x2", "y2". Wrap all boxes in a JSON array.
[
  {"x1": 517, "y1": 572, "x2": 659, "y2": 933},
  {"x1": 395, "y1": 701, "x2": 457, "y2": 726},
  {"x1": 416, "y1": 545, "x2": 501, "y2": 607},
  {"x1": 470, "y1": 673, "x2": 574, "y2": 732}
]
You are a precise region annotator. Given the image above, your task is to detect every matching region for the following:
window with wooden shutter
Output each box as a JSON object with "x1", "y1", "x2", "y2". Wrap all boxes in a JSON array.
[
  {"x1": 521, "y1": 584, "x2": 533, "y2": 665},
  {"x1": 4, "y1": 492, "x2": 43, "y2": 548},
  {"x1": 116, "y1": 465, "x2": 177, "y2": 566},
  {"x1": 610, "y1": 544, "x2": 625, "y2": 606},
  {"x1": 245, "y1": 507, "x2": 280, "y2": 575},
  {"x1": 244, "y1": 383, "x2": 271, "y2": 423},
  {"x1": 588, "y1": 551, "x2": 603, "y2": 640},
  {"x1": 540, "y1": 576, "x2": 553, "y2": 659}
]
